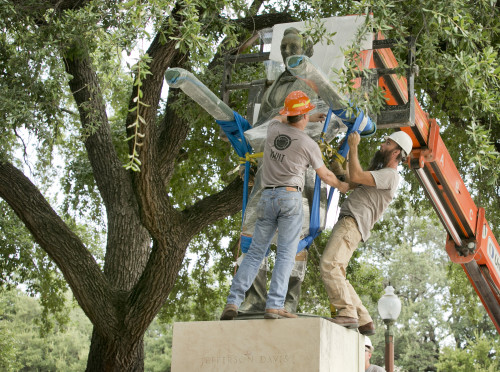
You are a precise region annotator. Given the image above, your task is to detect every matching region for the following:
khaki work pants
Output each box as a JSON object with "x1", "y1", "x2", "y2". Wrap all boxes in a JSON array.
[{"x1": 320, "y1": 216, "x2": 373, "y2": 326}]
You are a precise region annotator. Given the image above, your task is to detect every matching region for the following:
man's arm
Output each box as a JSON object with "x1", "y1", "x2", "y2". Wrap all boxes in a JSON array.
[
  {"x1": 340, "y1": 153, "x2": 358, "y2": 190},
  {"x1": 347, "y1": 132, "x2": 376, "y2": 186},
  {"x1": 309, "y1": 112, "x2": 327, "y2": 122},
  {"x1": 315, "y1": 165, "x2": 349, "y2": 193}
]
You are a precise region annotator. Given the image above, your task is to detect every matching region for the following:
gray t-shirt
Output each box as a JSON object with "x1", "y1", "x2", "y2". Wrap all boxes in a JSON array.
[
  {"x1": 261, "y1": 119, "x2": 324, "y2": 190},
  {"x1": 366, "y1": 364, "x2": 385, "y2": 372},
  {"x1": 339, "y1": 167, "x2": 400, "y2": 241}
]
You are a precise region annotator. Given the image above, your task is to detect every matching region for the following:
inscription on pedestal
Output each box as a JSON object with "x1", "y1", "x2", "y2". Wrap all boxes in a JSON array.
[
  {"x1": 199, "y1": 352, "x2": 291, "y2": 367},
  {"x1": 171, "y1": 318, "x2": 363, "y2": 372}
]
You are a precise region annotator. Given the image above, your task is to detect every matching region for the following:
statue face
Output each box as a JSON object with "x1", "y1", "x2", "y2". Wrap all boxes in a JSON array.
[{"x1": 280, "y1": 33, "x2": 304, "y2": 64}]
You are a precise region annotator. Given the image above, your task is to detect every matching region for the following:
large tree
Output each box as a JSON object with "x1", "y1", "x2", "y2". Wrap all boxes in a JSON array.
[{"x1": 0, "y1": 0, "x2": 498, "y2": 371}]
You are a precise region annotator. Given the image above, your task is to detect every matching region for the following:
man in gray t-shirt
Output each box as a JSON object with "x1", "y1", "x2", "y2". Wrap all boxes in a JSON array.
[
  {"x1": 221, "y1": 91, "x2": 348, "y2": 320},
  {"x1": 320, "y1": 130, "x2": 413, "y2": 334},
  {"x1": 261, "y1": 119, "x2": 323, "y2": 190}
]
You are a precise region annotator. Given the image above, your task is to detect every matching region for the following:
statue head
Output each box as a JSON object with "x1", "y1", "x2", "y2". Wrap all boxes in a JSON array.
[{"x1": 280, "y1": 27, "x2": 314, "y2": 64}]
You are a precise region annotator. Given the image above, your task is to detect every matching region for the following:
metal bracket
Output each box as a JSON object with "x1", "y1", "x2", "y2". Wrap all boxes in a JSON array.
[
  {"x1": 220, "y1": 44, "x2": 270, "y2": 121},
  {"x1": 370, "y1": 37, "x2": 417, "y2": 128}
]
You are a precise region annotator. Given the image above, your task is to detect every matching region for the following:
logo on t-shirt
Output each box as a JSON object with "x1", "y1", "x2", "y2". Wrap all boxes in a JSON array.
[{"x1": 274, "y1": 134, "x2": 292, "y2": 150}]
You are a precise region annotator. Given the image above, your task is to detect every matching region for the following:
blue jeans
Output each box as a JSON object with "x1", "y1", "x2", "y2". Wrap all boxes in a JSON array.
[{"x1": 227, "y1": 187, "x2": 303, "y2": 309}]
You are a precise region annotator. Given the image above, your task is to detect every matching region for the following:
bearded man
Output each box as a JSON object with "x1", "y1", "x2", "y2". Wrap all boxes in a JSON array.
[{"x1": 320, "y1": 131, "x2": 412, "y2": 336}]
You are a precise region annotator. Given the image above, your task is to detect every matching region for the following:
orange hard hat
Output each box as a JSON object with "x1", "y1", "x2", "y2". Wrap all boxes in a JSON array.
[{"x1": 279, "y1": 90, "x2": 315, "y2": 116}]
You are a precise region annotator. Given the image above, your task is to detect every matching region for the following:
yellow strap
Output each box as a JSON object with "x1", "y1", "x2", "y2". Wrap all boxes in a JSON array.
[
  {"x1": 239, "y1": 152, "x2": 263, "y2": 165},
  {"x1": 317, "y1": 139, "x2": 345, "y2": 165},
  {"x1": 317, "y1": 139, "x2": 333, "y2": 161},
  {"x1": 332, "y1": 150, "x2": 345, "y2": 163}
]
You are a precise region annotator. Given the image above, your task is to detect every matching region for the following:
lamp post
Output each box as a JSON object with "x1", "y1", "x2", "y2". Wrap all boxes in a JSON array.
[{"x1": 377, "y1": 286, "x2": 401, "y2": 372}]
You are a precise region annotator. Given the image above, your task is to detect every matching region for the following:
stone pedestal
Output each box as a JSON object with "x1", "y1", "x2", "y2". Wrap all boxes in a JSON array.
[{"x1": 171, "y1": 317, "x2": 364, "y2": 371}]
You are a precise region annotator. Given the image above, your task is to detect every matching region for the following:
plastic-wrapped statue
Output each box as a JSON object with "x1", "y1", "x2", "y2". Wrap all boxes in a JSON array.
[
  {"x1": 165, "y1": 18, "x2": 376, "y2": 317},
  {"x1": 238, "y1": 27, "x2": 341, "y2": 314}
]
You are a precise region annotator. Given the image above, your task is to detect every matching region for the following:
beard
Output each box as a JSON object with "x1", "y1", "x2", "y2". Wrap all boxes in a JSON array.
[{"x1": 367, "y1": 149, "x2": 392, "y2": 171}]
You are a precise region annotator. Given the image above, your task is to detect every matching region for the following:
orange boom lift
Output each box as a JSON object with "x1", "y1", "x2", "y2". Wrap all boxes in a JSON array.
[{"x1": 364, "y1": 35, "x2": 500, "y2": 333}]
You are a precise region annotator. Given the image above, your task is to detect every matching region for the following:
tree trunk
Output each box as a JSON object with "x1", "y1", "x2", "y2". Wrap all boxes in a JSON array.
[{"x1": 86, "y1": 329, "x2": 145, "y2": 372}]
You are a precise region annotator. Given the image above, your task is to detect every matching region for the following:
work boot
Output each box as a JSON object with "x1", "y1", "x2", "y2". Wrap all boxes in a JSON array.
[
  {"x1": 328, "y1": 316, "x2": 359, "y2": 329},
  {"x1": 220, "y1": 304, "x2": 238, "y2": 320},
  {"x1": 358, "y1": 322, "x2": 375, "y2": 335},
  {"x1": 264, "y1": 308, "x2": 298, "y2": 319}
]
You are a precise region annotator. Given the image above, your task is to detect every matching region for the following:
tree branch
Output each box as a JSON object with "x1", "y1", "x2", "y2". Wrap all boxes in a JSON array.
[
  {"x1": 234, "y1": 12, "x2": 296, "y2": 33},
  {"x1": 183, "y1": 176, "x2": 244, "y2": 236},
  {"x1": 11, "y1": 0, "x2": 92, "y2": 24},
  {"x1": 0, "y1": 161, "x2": 117, "y2": 337},
  {"x1": 124, "y1": 7, "x2": 186, "y2": 237},
  {"x1": 64, "y1": 51, "x2": 123, "y2": 213},
  {"x1": 64, "y1": 49, "x2": 151, "y2": 291},
  {"x1": 157, "y1": 88, "x2": 191, "y2": 184}
]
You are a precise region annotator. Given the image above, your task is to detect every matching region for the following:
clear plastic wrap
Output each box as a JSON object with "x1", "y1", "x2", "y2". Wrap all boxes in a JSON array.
[
  {"x1": 290, "y1": 260, "x2": 307, "y2": 281},
  {"x1": 264, "y1": 60, "x2": 285, "y2": 81},
  {"x1": 286, "y1": 55, "x2": 348, "y2": 113},
  {"x1": 165, "y1": 68, "x2": 234, "y2": 121}
]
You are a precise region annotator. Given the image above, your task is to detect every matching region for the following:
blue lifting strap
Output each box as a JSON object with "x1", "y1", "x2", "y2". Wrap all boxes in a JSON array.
[
  {"x1": 216, "y1": 112, "x2": 253, "y2": 226},
  {"x1": 297, "y1": 108, "x2": 335, "y2": 253},
  {"x1": 297, "y1": 108, "x2": 376, "y2": 253}
]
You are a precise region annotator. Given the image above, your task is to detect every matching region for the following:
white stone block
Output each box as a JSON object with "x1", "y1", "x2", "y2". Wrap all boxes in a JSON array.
[{"x1": 171, "y1": 317, "x2": 364, "y2": 372}]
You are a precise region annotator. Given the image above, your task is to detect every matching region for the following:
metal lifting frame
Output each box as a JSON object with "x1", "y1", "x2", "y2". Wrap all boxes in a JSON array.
[
  {"x1": 220, "y1": 38, "x2": 418, "y2": 130},
  {"x1": 221, "y1": 36, "x2": 270, "y2": 124}
]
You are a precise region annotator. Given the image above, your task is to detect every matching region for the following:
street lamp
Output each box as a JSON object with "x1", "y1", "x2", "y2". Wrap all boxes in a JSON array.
[{"x1": 377, "y1": 286, "x2": 401, "y2": 372}]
